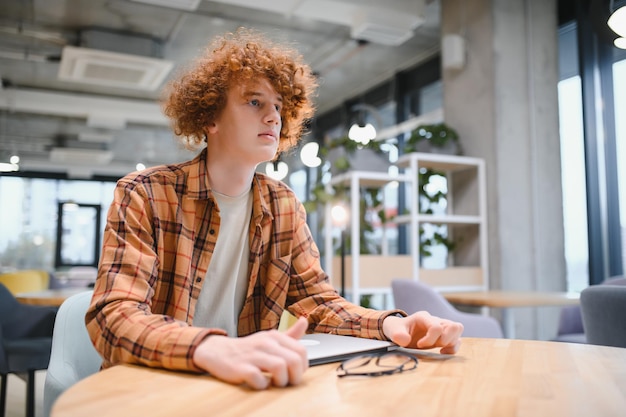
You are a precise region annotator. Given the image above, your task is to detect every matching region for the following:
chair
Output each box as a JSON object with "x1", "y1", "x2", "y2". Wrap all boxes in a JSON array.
[
  {"x1": 43, "y1": 291, "x2": 101, "y2": 417},
  {"x1": 580, "y1": 285, "x2": 626, "y2": 348},
  {"x1": 0, "y1": 283, "x2": 57, "y2": 417},
  {"x1": 391, "y1": 279, "x2": 504, "y2": 338},
  {"x1": 0, "y1": 269, "x2": 50, "y2": 294},
  {"x1": 554, "y1": 276, "x2": 626, "y2": 343}
]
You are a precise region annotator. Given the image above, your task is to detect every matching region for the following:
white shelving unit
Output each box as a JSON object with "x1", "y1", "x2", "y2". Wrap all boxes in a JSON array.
[
  {"x1": 323, "y1": 153, "x2": 488, "y2": 305},
  {"x1": 396, "y1": 152, "x2": 488, "y2": 291},
  {"x1": 323, "y1": 170, "x2": 411, "y2": 306}
]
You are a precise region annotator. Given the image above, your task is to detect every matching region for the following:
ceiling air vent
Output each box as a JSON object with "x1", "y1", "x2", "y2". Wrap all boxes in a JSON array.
[
  {"x1": 130, "y1": 0, "x2": 201, "y2": 11},
  {"x1": 351, "y1": 10, "x2": 423, "y2": 46},
  {"x1": 58, "y1": 46, "x2": 174, "y2": 91}
]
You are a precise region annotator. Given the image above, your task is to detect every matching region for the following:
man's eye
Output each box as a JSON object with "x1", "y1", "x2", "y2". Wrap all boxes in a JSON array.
[
  {"x1": 275, "y1": 105, "x2": 281, "y2": 112},
  {"x1": 249, "y1": 99, "x2": 260, "y2": 107}
]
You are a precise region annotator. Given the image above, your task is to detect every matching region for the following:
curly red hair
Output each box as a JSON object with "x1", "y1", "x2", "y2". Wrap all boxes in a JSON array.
[{"x1": 162, "y1": 29, "x2": 318, "y2": 155}]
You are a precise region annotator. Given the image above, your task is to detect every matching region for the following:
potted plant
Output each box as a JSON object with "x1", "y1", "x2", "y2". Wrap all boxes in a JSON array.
[
  {"x1": 400, "y1": 122, "x2": 462, "y2": 262},
  {"x1": 416, "y1": 168, "x2": 457, "y2": 260},
  {"x1": 320, "y1": 135, "x2": 388, "y2": 175},
  {"x1": 404, "y1": 122, "x2": 462, "y2": 155}
]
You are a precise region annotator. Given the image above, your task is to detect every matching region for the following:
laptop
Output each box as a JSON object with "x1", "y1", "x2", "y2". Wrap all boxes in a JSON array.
[{"x1": 300, "y1": 333, "x2": 396, "y2": 366}]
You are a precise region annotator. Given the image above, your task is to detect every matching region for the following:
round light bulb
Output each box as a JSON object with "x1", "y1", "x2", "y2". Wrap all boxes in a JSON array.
[
  {"x1": 608, "y1": 6, "x2": 626, "y2": 38},
  {"x1": 331, "y1": 204, "x2": 349, "y2": 228},
  {"x1": 300, "y1": 142, "x2": 322, "y2": 167},
  {"x1": 265, "y1": 161, "x2": 289, "y2": 180}
]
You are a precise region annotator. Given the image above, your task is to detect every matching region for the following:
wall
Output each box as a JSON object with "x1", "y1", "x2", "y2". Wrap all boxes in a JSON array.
[{"x1": 442, "y1": 0, "x2": 566, "y2": 339}]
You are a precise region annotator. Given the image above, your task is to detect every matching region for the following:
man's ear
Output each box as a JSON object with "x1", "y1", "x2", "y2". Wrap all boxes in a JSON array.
[{"x1": 205, "y1": 122, "x2": 218, "y2": 135}]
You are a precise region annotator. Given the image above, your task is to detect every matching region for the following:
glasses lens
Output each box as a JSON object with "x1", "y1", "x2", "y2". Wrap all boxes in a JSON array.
[
  {"x1": 378, "y1": 353, "x2": 417, "y2": 371},
  {"x1": 337, "y1": 352, "x2": 417, "y2": 377},
  {"x1": 341, "y1": 355, "x2": 374, "y2": 371}
]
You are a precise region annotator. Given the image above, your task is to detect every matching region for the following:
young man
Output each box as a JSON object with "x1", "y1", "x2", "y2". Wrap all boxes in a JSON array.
[{"x1": 86, "y1": 29, "x2": 463, "y2": 390}]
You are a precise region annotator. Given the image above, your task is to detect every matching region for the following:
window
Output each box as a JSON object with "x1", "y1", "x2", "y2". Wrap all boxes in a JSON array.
[
  {"x1": 557, "y1": 19, "x2": 625, "y2": 289},
  {"x1": 0, "y1": 176, "x2": 115, "y2": 272},
  {"x1": 614, "y1": 59, "x2": 626, "y2": 271},
  {"x1": 558, "y1": 76, "x2": 589, "y2": 291}
]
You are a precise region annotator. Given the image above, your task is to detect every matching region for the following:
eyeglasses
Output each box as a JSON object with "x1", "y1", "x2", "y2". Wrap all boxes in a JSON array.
[{"x1": 336, "y1": 352, "x2": 418, "y2": 378}]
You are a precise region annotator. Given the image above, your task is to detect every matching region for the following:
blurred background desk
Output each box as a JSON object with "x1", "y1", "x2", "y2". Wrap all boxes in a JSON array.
[
  {"x1": 443, "y1": 290, "x2": 580, "y2": 338},
  {"x1": 52, "y1": 338, "x2": 625, "y2": 417},
  {"x1": 16, "y1": 288, "x2": 88, "y2": 307}
]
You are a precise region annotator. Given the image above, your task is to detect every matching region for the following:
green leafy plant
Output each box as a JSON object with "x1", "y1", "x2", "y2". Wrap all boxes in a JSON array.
[
  {"x1": 404, "y1": 122, "x2": 462, "y2": 155},
  {"x1": 417, "y1": 168, "x2": 457, "y2": 260},
  {"x1": 318, "y1": 135, "x2": 385, "y2": 174},
  {"x1": 401, "y1": 122, "x2": 463, "y2": 261}
]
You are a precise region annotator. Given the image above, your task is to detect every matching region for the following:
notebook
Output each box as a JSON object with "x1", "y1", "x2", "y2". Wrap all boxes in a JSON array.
[{"x1": 300, "y1": 333, "x2": 396, "y2": 366}]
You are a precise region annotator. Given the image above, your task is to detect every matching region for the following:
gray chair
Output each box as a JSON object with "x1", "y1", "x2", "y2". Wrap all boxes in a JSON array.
[
  {"x1": 554, "y1": 276, "x2": 626, "y2": 343},
  {"x1": 580, "y1": 285, "x2": 626, "y2": 348},
  {"x1": 43, "y1": 291, "x2": 101, "y2": 417},
  {"x1": 0, "y1": 283, "x2": 57, "y2": 417},
  {"x1": 391, "y1": 279, "x2": 504, "y2": 338}
]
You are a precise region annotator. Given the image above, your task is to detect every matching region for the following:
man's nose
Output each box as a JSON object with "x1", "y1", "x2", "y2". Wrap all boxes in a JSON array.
[{"x1": 264, "y1": 107, "x2": 281, "y2": 125}]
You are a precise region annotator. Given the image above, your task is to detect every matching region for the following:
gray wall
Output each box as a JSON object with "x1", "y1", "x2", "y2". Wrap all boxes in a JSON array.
[{"x1": 442, "y1": 0, "x2": 566, "y2": 339}]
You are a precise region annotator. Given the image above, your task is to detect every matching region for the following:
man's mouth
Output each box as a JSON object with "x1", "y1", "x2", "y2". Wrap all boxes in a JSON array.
[{"x1": 259, "y1": 131, "x2": 277, "y2": 140}]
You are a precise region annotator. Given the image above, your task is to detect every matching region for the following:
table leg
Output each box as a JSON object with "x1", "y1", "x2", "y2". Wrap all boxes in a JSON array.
[{"x1": 502, "y1": 308, "x2": 515, "y2": 339}]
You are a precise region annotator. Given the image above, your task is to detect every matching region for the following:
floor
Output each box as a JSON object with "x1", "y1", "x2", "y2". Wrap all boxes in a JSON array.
[{"x1": 4, "y1": 371, "x2": 46, "y2": 417}]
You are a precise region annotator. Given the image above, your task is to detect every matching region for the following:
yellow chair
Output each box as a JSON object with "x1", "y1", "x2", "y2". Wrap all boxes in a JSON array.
[{"x1": 0, "y1": 269, "x2": 50, "y2": 294}]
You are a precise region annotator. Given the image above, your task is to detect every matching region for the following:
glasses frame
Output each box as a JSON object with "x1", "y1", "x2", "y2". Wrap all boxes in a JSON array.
[{"x1": 336, "y1": 351, "x2": 418, "y2": 378}]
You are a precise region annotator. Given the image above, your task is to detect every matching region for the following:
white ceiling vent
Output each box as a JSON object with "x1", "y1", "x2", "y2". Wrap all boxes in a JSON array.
[
  {"x1": 210, "y1": 0, "x2": 426, "y2": 46},
  {"x1": 351, "y1": 10, "x2": 423, "y2": 46},
  {"x1": 58, "y1": 46, "x2": 174, "y2": 91},
  {"x1": 351, "y1": 23, "x2": 414, "y2": 46},
  {"x1": 49, "y1": 147, "x2": 114, "y2": 165},
  {"x1": 130, "y1": 0, "x2": 201, "y2": 11}
]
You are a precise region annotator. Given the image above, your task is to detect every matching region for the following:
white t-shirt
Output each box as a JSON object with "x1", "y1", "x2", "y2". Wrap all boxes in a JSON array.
[{"x1": 192, "y1": 189, "x2": 253, "y2": 336}]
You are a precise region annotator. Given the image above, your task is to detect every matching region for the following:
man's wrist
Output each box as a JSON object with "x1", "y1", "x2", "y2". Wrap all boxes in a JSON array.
[{"x1": 382, "y1": 312, "x2": 404, "y2": 341}]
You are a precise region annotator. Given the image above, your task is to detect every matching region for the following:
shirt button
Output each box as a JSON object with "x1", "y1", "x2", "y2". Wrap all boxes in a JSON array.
[{"x1": 209, "y1": 229, "x2": 215, "y2": 235}]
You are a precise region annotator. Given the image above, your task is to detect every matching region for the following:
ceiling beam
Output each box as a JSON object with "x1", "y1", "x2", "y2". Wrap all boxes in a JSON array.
[{"x1": 0, "y1": 88, "x2": 168, "y2": 127}]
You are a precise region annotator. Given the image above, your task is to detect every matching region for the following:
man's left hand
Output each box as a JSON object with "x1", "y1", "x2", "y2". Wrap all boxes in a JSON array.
[{"x1": 382, "y1": 311, "x2": 464, "y2": 354}]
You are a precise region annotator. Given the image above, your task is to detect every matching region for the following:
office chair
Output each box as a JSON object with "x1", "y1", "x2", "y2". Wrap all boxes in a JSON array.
[
  {"x1": 554, "y1": 276, "x2": 626, "y2": 343},
  {"x1": 43, "y1": 290, "x2": 101, "y2": 417},
  {"x1": 391, "y1": 279, "x2": 504, "y2": 338},
  {"x1": 0, "y1": 283, "x2": 57, "y2": 417},
  {"x1": 580, "y1": 285, "x2": 626, "y2": 348}
]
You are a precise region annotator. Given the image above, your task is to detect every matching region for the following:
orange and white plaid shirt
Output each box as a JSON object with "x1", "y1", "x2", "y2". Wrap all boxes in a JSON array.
[{"x1": 86, "y1": 149, "x2": 401, "y2": 373}]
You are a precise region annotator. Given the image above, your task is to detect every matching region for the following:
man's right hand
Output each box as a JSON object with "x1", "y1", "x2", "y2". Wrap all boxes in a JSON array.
[{"x1": 192, "y1": 317, "x2": 309, "y2": 390}]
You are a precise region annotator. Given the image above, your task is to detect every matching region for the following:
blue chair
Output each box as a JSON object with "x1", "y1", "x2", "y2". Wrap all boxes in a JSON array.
[
  {"x1": 43, "y1": 291, "x2": 101, "y2": 417},
  {"x1": 0, "y1": 283, "x2": 57, "y2": 417}
]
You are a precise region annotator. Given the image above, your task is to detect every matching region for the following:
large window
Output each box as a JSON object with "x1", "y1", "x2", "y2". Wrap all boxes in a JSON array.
[
  {"x1": 558, "y1": 76, "x2": 589, "y2": 291},
  {"x1": 558, "y1": 19, "x2": 625, "y2": 289},
  {"x1": 614, "y1": 59, "x2": 626, "y2": 271},
  {"x1": 0, "y1": 176, "x2": 115, "y2": 272}
]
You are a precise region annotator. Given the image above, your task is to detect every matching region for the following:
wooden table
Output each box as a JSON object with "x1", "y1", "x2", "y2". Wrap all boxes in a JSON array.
[
  {"x1": 52, "y1": 338, "x2": 626, "y2": 417},
  {"x1": 442, "y1": 290, "x2": 580, "y2": 338},
  {"x1": 443, "y1": 290, "x2": 580, "y2": 307},
  {"x1": 16, "y1": 288, "x2": 89, "y2": 307}
]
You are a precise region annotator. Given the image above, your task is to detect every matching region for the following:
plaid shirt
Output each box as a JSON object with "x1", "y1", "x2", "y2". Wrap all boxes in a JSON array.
[{"x1": 86, "y1": 149, "x2": 401, "y2": 373}]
